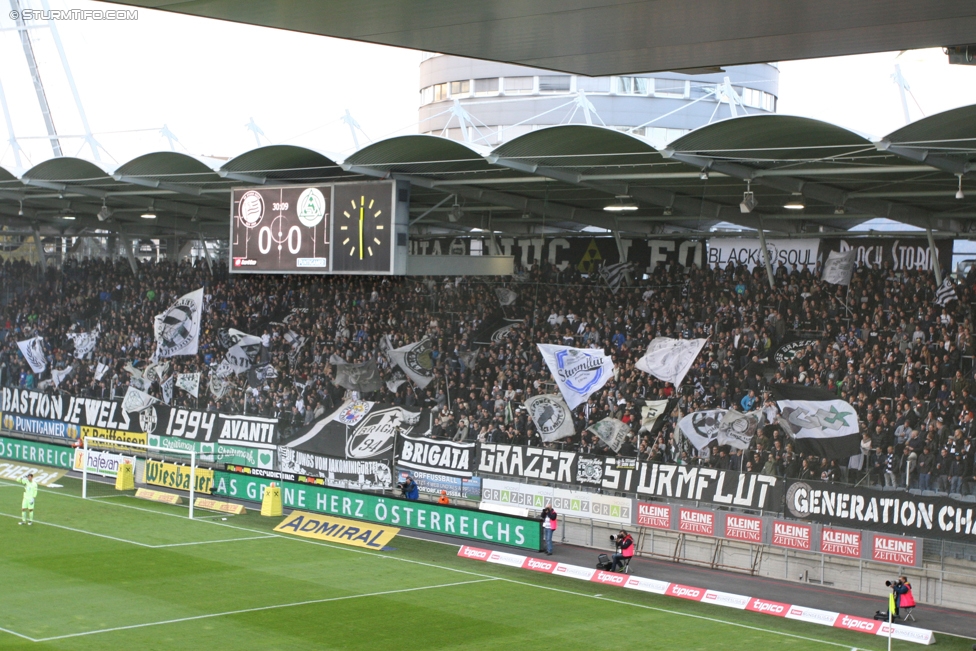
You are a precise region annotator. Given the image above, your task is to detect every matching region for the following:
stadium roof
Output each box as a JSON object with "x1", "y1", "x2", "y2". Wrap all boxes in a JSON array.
[
  {"x1": 0, "y1": 106, "x2": 974, "y2": 240},
  {"x1": 105, "y1": 0, "x2": 976, "y2": 77}
]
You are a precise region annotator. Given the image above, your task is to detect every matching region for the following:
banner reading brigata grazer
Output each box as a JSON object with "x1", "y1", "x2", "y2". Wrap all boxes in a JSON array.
[
  {"x1": 785, "y1": 480, "x2": 976, "y2": 543},
  {"x1": 211, "y1": 469, "x2": 541, "y2": 551}
]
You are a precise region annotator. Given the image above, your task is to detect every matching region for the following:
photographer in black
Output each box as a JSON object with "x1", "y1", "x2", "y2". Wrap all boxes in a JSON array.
[
  {"x1": 883, "y1": 577, "x2": 910, "y2": 619},
  {"x1": 609, "y1": 529, "x2": 635, "y2": 573}
]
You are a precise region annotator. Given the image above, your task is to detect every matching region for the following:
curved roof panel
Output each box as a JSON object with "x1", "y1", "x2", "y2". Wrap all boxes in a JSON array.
[
  {"x1": 0, "y1": 165, "x2": 17, "y2": 183},
  {"x1": 669, "y1": 114, "x2": 873, "y2": 163},
  {"x1": 491, "y1": 125, "x2": 668, "y2": 175},
  {"x1": 22, "y1": 157, "x2": 111, "y2": 182},
  {"x1": 885, "y1": 104, "x2": 976, "y2": 147},
  {"x1": 221, "y1": 145, "x2": 346, "y2": 182},
  {"x1": 345, "y1": 135, "x2": 493, "y2": 176},
  {"x1": 114, "y1": 152, "x2": 220, "y2": 181}
]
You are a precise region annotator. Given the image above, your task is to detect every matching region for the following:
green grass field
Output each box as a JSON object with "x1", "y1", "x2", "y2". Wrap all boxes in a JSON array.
[{"x1": 0, "y1": 476, "x2": 971, "y2": 651}]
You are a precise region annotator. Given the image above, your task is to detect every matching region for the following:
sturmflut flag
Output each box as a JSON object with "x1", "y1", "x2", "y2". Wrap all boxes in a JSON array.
[
  {"x1": 494, "y1": 287, "x2": 517, "y2": 306},
  {"x1": 17, "y1": 336, "x2": 47, "y2": 374},
  {"x1": 537, "y1": 344, "x2": 614, "y2": 410},
  {"x1": 586, "y1": 417, "x2": 630, "y2": 453},
  {"x1": 635, "y1": 337, "x2": 707, "y2": 388},
  {"x1": 599, "y1": 261, "x2": 634, "y2": 294},
  {"x1": 821, "y1": 249, "x2": 856, "y2": 286},
  {"x1": 677, "y1": 409, "x2": 727, "y2": 450},
  {"x1": 175, "y1": 372, "x2": 200, "y2": 398},
  {"x1": 525, "y1": 394, "x2": 576, "y2": 443},
  {"x1": 717, "y1": 409, "x2": 763, "y2": 450},
  {"x1": 386, "y1": 338, "x2": 435, "y2": 389},
  {"x1": 935, "y1": 277, "x2": 959, "y2": 307},
  {"x1": 771, "y1": 384, "x2": 860, "y2": 459},
  {"x1": 154, "y1": 288, "x2": 204, "y2": 358}
]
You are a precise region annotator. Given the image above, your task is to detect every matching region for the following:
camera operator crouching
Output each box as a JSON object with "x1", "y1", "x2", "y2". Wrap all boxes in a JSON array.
[
  {"x1": 398, "y1": 474, "x2": 419, "y2": 500},
  {"x1": 610, "y1": 529, "x2": 635, "y2": 572}
]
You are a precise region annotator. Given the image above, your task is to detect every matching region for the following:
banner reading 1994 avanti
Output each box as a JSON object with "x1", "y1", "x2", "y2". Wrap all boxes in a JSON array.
[{"x1": 212, "y1": 469, "x2": 541, "y2": 551}]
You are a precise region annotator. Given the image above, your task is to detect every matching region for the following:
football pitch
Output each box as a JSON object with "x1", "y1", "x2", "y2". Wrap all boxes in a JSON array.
[{"x1": 0, "y1": 477, "x2": 971, "y2": 651}]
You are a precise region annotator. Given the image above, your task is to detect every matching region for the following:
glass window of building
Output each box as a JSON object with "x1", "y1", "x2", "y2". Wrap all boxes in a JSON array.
[
  {"x1": 655, "y1": 78, "x2": 687, "y2": 97},
  {"x1": 763, "y1": 92, "x2": 776, "y2": 112},
  {"x1": 450, "y1": 80, "x2": 470, "y2": 96},
  {"x1": 420, "y1": 86, "x2": 434, "y2": 105},
  {"x1": 577, "y1": 76, "x2": 610, "y2": 93},
  {"x1": 539, "y1": 75, "x2": 571, "y2": 92},
  {"x1": 433, "y1": 83, "x2": 449, "y2": 102},
  {"x1": 474, "y1": 78, "x2": 499, "y2": 96},
  {"x1": 742, "y1": 87, "x2": 763, "y2": 108},
  {"x1": 503, "y1": 76, "x2": 534, "y2": 94},
  {"x1": 616, "y1": 77, "x2": 649, "y2": 95}
]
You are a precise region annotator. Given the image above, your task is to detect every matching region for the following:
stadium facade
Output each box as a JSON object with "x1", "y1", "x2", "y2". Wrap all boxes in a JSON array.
[{"x1": 418, "y1": 54, "x2": 779, "y2": 148}]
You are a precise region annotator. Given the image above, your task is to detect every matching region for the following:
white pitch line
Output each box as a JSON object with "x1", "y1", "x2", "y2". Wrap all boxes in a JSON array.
[
  {"x1": 0, "y1": 624, "x2": 37, "y2": 643},
  {"x1": 32, "y1": 578, "x2": 497, "y2": 642},
  {"x1": 0, "y1": 512, "x2": 154, "y2": 547},
  {"x1": 1, "y1": 484, "x2": 955, "y2": 650},
  {"x1": 150, "y1": 535, "x2": 275, "y2": 548}
]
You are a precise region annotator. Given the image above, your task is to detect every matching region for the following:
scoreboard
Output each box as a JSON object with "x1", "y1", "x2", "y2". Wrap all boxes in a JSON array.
[{"x1": 229, "y1": 180, "x2": 409, "y2": 274}]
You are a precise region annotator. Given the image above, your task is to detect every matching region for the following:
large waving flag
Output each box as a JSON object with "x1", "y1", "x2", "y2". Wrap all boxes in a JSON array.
[
  {"x1": 635, "y1": 337, "x2": 707, "y2": 388},
  {"x1": 771, "y1": 384, "x2": 860, "y2": 459},
  {"x1": 537, "y1": 344, "x2": 614, "y2": 410},
  {"x1": 154, "y1": 288, "x2": 204, "y2": 358}
]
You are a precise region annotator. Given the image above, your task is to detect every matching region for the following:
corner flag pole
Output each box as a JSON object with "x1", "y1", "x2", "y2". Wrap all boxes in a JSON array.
[{"x1": 888, "y1": 590, "x2": 894, "y2": 651}]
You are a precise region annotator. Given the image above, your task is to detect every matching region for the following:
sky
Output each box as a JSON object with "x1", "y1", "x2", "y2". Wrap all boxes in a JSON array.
[{"x1": 1, "y1": 0, "x2": 975, "y2": 172}]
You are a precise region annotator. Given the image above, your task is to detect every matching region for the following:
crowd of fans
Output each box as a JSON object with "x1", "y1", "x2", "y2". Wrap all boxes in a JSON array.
[{"x1": 1, "y1": 252, "x2": 975, "y2": 495}]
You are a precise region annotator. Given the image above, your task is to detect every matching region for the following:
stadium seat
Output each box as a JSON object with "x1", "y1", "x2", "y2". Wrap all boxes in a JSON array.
[{"x1": 922, "y1": 490, "x2": 936, "y2": 497}]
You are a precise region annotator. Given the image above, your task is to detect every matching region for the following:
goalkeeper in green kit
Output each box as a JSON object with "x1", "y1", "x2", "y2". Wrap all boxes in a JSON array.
[{"x1": 19, "y1": 472, "x2": 38, "y2": 525}]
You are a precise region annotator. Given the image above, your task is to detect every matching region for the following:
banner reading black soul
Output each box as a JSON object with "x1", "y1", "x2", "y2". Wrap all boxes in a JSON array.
[
  {"x1": 478, "y1": 443, "x2": 782, "y2": 510},
  {"x1": 785, "y1": 480, "x2": 976, "y2": 543}
]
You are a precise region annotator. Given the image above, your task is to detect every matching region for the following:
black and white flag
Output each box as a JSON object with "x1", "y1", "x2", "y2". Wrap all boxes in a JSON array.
[
  {"x1": 525, "y1": 394, "x2": 576, "y2": 443},
  {"x1": 635, "y1": 337, "x2": 707, "y2": 388},
  {"x1": 639, "y1": 399, "x2": 671, "y2": 432},
  {"x1": 771, "y1": 384, "x2": 860, "y2": 459},
  {"x1": 473, "y1": 313, "x2": 521, "y2": 346},
  {"x1": 677, "y1": 409, "x2": 727, "y2": 450},
  {"x1": 285, "y1": 330, "x2": 307, "y2": 366},
  {"x1": 586, "y1": 417, "x2": 631, "y2": 453},
  {"x1": 717, "y1": 409, "x2": 763, "y2": 450},
  {"x1": 66, "y1": 326, "x2": 99, "y2": 359},
  {"x1": 122, "y1": 387, "x2": 157, "y2": 413},
  {"x1": 495, "y1": 287, "x2": 517, "y2": 306},
  {"x1": 210, "y1": 372, "x2": 233, "y2": 400},
  {"x1": 16, "y1": 336, "x2": 46, "y2": 374},
  {"x1": 331, "y1": 356, "x2": 383, "y2": 393},
  {"x1": 599, "y1": 261, "x2": 634, "y2": 294},
  {"x1": 51, "y1": 366, "x2": 73, "y2": 389},
  {"x1": 386, "y1": 338, "x2": 435, "y2": 389},
  {"x1": 93, "y1": 362, "x2": 110, "y2": 382},
  {"x1": 457, "y1": 349, "x2": 479, "y2": 372},
  {"x1": 143, "y1": 361, "x2": 170, "y2": 385},
  {"x1": 175, "y1": 372, "x2": 200, "y2": 398},
  {"x1": 160, "y1": 375, "x2": 174, "y2": 405},
  {"x1": 248, "y1": 363, "x2": 278, "y2": 389},
  {"x1": 154, "y1": 288, "x2": 204, "y2": 358},
  {"x1": 821, "y1": 249, "x2": 856, "y2": 286},
  {"x1": 935, "y1": 277, "x2": 959, "y2": 307},
  {"x1": 537, "y1": 344, "x2": 614, "y2": 410}
]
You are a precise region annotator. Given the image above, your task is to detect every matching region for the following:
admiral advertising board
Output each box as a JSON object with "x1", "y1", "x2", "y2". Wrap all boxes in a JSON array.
[
  {"x1": 212, "y1": 469, "x2": 542, "y2": 551},
  {"x1": 230, "y1": 181, "x2": 409, "y2": 275},
  {"x1": 785, "y1": 480, "x2": 976, "y2": 543}
]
